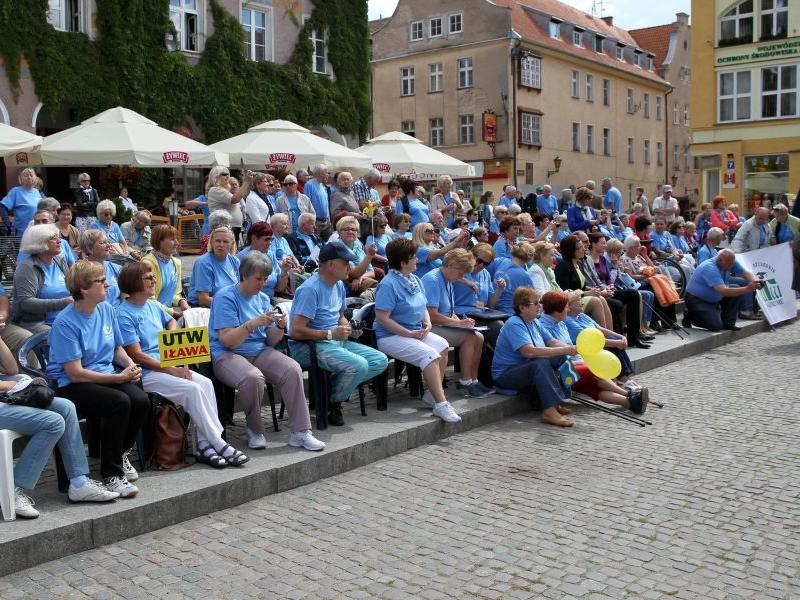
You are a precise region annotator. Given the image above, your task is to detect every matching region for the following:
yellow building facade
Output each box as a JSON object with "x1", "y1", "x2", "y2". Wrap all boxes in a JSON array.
[{"x1": 691, "y1": 0, "x2": 800, "y2": 215}]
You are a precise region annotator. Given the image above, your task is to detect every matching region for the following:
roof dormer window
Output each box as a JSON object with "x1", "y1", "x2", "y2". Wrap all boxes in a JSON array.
[
  {"x1": 594, "y1": 35, "x2": 604, "y2": 53},
  {"x1": 549, "y1": 19, "x2": 561, "y2": 39},
  {"x1": 616, "y1": 43, "x2": 625, "y2": 61},
  {"x1": 572, "y1": 28, "x2": 583, "y2": 47}
]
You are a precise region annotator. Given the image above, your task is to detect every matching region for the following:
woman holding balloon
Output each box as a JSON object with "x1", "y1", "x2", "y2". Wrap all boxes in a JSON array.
[{"x1": 538, "y1": 291, "x2": 647, "y2": 414}]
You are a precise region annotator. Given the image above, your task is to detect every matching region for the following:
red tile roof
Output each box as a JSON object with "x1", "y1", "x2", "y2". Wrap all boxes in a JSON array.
[
  {"x1": 629, "y1": 24, "x2": 675, "y2": 68},
  {"x1": 495, "y1": 0, "x2": 668, "y2": 86}
]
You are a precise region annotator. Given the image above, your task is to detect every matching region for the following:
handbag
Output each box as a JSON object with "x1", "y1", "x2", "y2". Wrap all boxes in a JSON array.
[
  {"x1": 150, "y1": 401, "x2": 189, "y2": 471},
  {"x1": 0, "y1": 377, "x2": 54, "y2": 410}
]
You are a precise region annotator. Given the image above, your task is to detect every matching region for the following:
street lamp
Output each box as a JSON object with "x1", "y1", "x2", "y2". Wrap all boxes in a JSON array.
[
  {"x1": 671, "y1": 173, "x2": 678, "y2": 188},
  {"x1": 546, "y1": 156, "x2": 562, "y2": 179}
]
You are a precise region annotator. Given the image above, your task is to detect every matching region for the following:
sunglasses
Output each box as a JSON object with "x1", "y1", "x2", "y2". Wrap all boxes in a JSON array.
[{"x1": 220, "y1": 172, "x2": 230, "y2": 177}]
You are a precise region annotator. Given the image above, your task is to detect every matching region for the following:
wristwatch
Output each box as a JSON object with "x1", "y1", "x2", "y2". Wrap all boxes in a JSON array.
[{"x1": 326, "y1": 329, "x2": 333, "y2": 340}]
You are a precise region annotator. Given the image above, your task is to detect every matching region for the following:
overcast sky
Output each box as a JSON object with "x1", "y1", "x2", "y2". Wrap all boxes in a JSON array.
[{"x1": 368, "y1": 0, "x2": 691, "y2": 31}]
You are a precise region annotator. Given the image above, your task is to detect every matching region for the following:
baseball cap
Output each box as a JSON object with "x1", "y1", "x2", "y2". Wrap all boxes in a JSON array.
[
  {"x1": 318, "y1": 241, "x2": 357, "y2": 263},
  {"x1": 662, "y1": 184, "x2": 673, "y2": 192}
]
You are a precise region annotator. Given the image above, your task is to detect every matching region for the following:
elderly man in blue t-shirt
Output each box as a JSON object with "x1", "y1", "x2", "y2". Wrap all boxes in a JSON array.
[
  {"x1": 288, "y1": 242, "x2": 388, "y2": 426},
  {"x1": 684, "y1": 250, "x2": 762, "y2": 332}
]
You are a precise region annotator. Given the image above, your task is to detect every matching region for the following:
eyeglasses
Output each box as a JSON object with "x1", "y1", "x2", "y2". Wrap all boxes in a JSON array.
[
  {"x1": 284, "y1": 182, "x2": 297, "y2": 186},
  {"x1": 341, "y1": 227, "x2": 359, "y2": 232},
  {"x1": 219, "y1": 172, "x2": 230, "y2": 177},
  {"x1": 92, "y1": 277, "x2": 107, "y2": 284},
  {"x1": 423, "y1": 229, "x2": 435, "y2": 234},
  {"x1": 523, "y1": 301, "x2": 542, "y2": 307}
]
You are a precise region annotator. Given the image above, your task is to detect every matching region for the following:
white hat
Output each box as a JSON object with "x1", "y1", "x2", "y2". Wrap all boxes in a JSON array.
[{"x1": 662, "y1": 185, "x2": 673, "y2": 193}]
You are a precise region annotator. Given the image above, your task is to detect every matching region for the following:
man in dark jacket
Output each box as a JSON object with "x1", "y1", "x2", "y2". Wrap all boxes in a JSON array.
[{"x1": 287, "y1": 212, "x2": 323, "y2": 271}]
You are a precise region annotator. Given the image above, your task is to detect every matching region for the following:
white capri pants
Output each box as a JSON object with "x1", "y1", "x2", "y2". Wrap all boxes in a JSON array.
[
  {"x1": 377, "y1": 332, "x2": 449, "y2": 370},
  {"x1": 142, "y1": 370, "x2": 225, "y2": 450}
]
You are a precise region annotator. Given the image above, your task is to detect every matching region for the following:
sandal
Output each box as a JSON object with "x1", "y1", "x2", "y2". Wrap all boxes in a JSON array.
[
  {"x1": 219, "y1": 444, "x2": 249, "y2": 467},
  {"x1": 196, "y1": 444, "x2": 228, "y2": 469}
]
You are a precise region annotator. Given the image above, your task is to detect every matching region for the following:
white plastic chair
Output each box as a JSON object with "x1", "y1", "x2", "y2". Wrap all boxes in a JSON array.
[{"x1": 0, "y1": 429, "x2": 24, "y2": 521}]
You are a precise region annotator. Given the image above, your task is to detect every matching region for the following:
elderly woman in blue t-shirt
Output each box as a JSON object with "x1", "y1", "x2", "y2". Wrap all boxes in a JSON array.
[
  {"x1": 188, "y1": 226, "x2": 240, "y2": 307},
  {"x1": 373, "y1": 238, "x2": 461, "y2": 423}
]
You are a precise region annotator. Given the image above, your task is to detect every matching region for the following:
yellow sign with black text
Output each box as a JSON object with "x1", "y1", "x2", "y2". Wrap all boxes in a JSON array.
[{"x1": 158, "y1": 326, "x2": 211, "y2": 367}]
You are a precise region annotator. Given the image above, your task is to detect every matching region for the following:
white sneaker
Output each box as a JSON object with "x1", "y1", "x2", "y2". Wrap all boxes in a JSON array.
[
  {"x1": 421, "y1": 390, "x2": 435, "y2": 408},
  {"x1": 288, "y1": 430, "x2": 326, "y2": 452},
  {"x1": 246, "y1": 427, "x2": 267, "y2": 449},
  {"x1": 104, "y1": 476, "x2": 139, "y2": 498},
  {"x1": 69, "y1": 479, "x2": 120, "y2": 503},
  {"x1": 432, "y1": 401, "x2": 462, "y2": 423},
  {"x1": 14, "y1": 488, "x2": 39, "y2": 519},
  {"x1": 121, "y1": 450, "x2": 138, "y2": 482}
]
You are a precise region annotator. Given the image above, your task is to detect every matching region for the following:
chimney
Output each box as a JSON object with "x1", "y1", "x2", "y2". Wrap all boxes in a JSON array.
[
  {"x1": 601, "y1": 16, "x2": 613, "y2": 26},
  {"x1": 676, "y1": 12, "x2": 689, "y2": 25}
]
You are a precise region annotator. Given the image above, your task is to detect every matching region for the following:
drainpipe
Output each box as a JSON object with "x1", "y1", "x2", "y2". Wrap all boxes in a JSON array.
[
  {"x1": 664, "y1": 84, "x2": 674, "y2": 187},
  {"x1": 509, "y1": 38, "x2": 521, "y2": 187}
]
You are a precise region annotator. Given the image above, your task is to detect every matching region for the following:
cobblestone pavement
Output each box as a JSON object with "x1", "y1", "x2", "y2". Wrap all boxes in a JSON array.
[{"x1": 2, "y1": 322, "x2": 799, "y2": 599}]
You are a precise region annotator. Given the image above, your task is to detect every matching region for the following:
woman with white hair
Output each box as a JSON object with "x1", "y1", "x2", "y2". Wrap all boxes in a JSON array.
[
  {"x1": 120, "y1": 209, "x2": 152, "y2": 260},
  {"x1": 188, "y1": 227, "x2": 239, "y2": 308},
  {"x1": 11, "y1": 224, "x2": 73, "y2": 333},
  {"x1": 276, "y1": 174, "x2": 314, "y2": 235},
  {"x1": 199, "y1": 209, "x2": 233, "y2": 253},
  {"x1": 73, "y1": 172, "x2": 101, "y2": 231},
  {"x1": 80, "y1": 229, "x2": 124, "y2": 307},
  {"x1": 89, "y1": 200, "x2": 129, "y2": 257},
  {"x1": 0, "y1": 168, "x2": 43, "y2": 234},
  {"x1": 206, "y1": 166, "x2": 252, "y2": 244},
  {"x1": 431, "y1": 175, "x2": 463, "y2": 228}
]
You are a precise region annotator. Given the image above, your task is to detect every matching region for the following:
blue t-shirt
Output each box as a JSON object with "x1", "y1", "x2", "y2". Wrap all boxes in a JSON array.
[
  {"x1": 103, "y1": 260, "x2": 123, "y2": 307},
  {"x1": 89, "y1": 220, "x2": 125, "y2": 245},
  {"x1": 18, "y1": 238, "x2": 77, "y2": 267},
  {"x1": 538, "y1": 313, "x2": 573, "y2": 345},
  {"x1": 193, "y1": 195, "x2": 210, "y2": 235},
  {"x1": 493, "y1": 263, "x2": 534, "y2": 314},
  {"x1": 285, "y1": 195, "x2": 302, "y2": 234},
  {"x1": 390, "y1": 231, "x2": 413, "y2": 241},
  {"x1": 498, "y1": 195, "x2": 517, "y2": 208},
  {"x1": 603, "y1": 187, "x2": 623, "y2": 214},
  {"x1": 188, "y1": 252, "x2": 240, "y2": 305},
  {"x1": 565, "y1": 312, "x2": 602, "y2": 342},
  {"x1": 236, "y1": 246, "x2": 281, "y2": 297},
  {"x1": 421, "y1": 268, "x2": 455, "y2": 316},
  {"x1": 671, "y1": 234, "x2": 690, "y2": 253},
  {"x1": 303, "y1": 179, "x2": 329, "y2": 219},
  {"x1": 366, "y1": 234, "x2": 392, "y2": 259},
  {"x1": 1, "y1": 186, "x2": 41, "y2": 234},
  {"x1": 697, "y1": 244, "x2": 717, "y2": 263},
  {"x1": 288, "y1": 272, "x2": 346, "y2": 334},
  {"x1": 453, "y1": 269, "x2": 494, "y2": 314},
  {"x1": 493, "y1": 237, "x2": 513, "y2": 260},
  {"x1": 407, "y1": 199, "x2": 430, "y2": 229},
  {"x1": 348, "y1": 240, "x2": 373, "y2": 273},
  {"x1": 686, "y1": 257, "x2": 744, "y2": 303},
  {"x1": 373, "y1": 271, "x2": 426, "y2": 340},
  {"x1": 115, "y1": 299, "x2": 172, "y2": 373},
  {"x1": 414, "y1": 246, "x2": 441, "y2": 278},
  {"x1": 492, "y1": 315, "x2": 550, "y2": 379},
  {"x1": 536, "y1": 194, "x2": 558, "y2": 216},
  {"x1": 47, "y1": 302, "x2": 123, "y2": 388},
  {"x1": 156, "y1": 255, "x2": 177, "y2": 307},
  {"x1": 37, "y1": 260, "x2": 69, "y2": 325},
  {"x1": 650, "y1": 230, "x2": 674, "y2": 253},
  {"x1": 268, "y1": 236, "x2": 294, "y2": 262},
  {"x1": 210, "y1": 284, "x2": 273, "y2": 359}
]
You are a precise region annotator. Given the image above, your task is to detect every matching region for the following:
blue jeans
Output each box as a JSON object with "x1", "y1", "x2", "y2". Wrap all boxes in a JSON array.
[
  {"x1": 685, "y1": 293, "x2": 741, "y2": 331},
  {"x1": 639, "y1": 290, "x2": 655, "y2": 325},
  {"x1": 493, "y1": 357, "x2": 567, "y2": 410},
  {"x1": 290, "y1": 340, "x2": 388, "y2": 404},
  {"x1": 0, "y1": 397, "x2": 88, "y2": 490},
  {"x1": 729, "y1": 277, "x2": 753, "y2": 312}
]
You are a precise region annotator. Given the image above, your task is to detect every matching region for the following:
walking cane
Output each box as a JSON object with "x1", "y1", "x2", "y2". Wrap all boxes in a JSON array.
[{"x1": 569, "y1": 394, "x2": 651, "y2": 426}]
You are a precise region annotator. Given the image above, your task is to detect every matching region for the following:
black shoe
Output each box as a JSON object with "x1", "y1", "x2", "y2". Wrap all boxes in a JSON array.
[
  {"x1": 639, "y1": 334, "x2": 655, "y2": 341},
  {"x1": 327, "y1": 403, "x2": 345, "y2": 426},
  {"x1": 628, "y1": 391, "x2": 646, "y2": 415},
  {"x1": 633, "y1": 340, "x2": 652, "y2": 349},
  {"x1": 722, "y1": 323, "x2": 742, "y2": 331},
  {"x1": 681, "y1": 315, "x2": 692, "y2": 328}
]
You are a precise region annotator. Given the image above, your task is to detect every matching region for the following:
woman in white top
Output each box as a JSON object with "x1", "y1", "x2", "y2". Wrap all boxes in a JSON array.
[
  {"x1": 430, "y1": 175, "x2": 464, "y2": 228},
  {"x1": 206, "y1": 166, "x2": 252, "y2": 245}
]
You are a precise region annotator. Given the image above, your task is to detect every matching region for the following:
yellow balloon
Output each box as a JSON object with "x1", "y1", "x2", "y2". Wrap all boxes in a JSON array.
[
  {"x1": 584, "y1": 350, "x2": 622, "y2": 380},
  {"x1": 576, "y1": 327, "x2": 606, "y2": 356}
]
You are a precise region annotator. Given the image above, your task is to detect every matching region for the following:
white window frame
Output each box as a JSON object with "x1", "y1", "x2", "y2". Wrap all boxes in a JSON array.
[
  {"x1": 448, "y1": 12, "x2": 463, "y2": 35},
  {"x1": 644, "y1": 139, "x2": 651, "y2": 165},
  {"x1": 241, "y1": 4, "x2": 273, "y2": 62},
  {"x1": 401, "y1": 67, "x2": 415, "y2": 97},
  {"x1": 760, "y1": 64, "x2": 797, "y2": 119},
  {"x1": 47, "y1": 0, "x2": 87, "y2": 33},
  {"x1": 429, "y1": 63, "x2": 443, "y2": 93},
  {"x1": 586, "y1": 125, "x2": 595, "y2": 154},
  {"x1": 457, "y1": 57, "x2": 473, "y2": 89},
  {"x1": 656, "y1": 96, "x2": 663, "y2": 120},
  {"x1": 459, "y1": 114, "x2": 475, "y2": 144},
  {"x1": 673, "y1": 144, "x2": 681, "y2": 172},
  {"x1": 571, "y1": 70, "x2": 580, "y2": 98},
  {"x1": 602, "y1": 78, "x2": 610, "y2": 106},
  {"x1": 602, "y1": 128, "x2": 611, "y2": 156},
  {"x1": 627, "y1": 89, "x2": 634, "y2": 113},
  {"x1": 429, "y1": 16, "x2": 443, "y2": 38},
  {"x1": 586, "y1": 74, "x2": 594, "y2": 102},
  {"x1": 304, "y1": 17, "x2": 329, "y2": 75},
  {"x1": 572, "y1": 30, "x2": 583, "y2": 46},
  {"x1": 520, "y1": 55, "x2": 541, "y2": 89},
  {"x1": 633, "y1": 51, "x2": 641, "y2": 67},
  {"x1": 169, "y1": 0, "x2": 201, "y2": 52},
  {"x1": 429, "y1": 118, "x2": 444, "y2": 147},
  {"x1": 760, "y1": 0, "x2": 788, "y2": 40},
  {"x1": 572, "y1": 122, "x2": 581, "y2": 152},
  {"x1": 683, "y1": 105, "x2": 690, "y2": 125},
  {"x1": 627, "y1": 137, "x2": 635, "y2": 163},
  {"x1": 409, "y1": 20, "x2": 423, "y2": 41},
  {"x1": 616, "y1": 45, "x2": 625, "y2": 61},
  {"x1": 520, "y1": 112, "x2": 541, "y2": 146},
  {"x1": 720, "y1": 1, "x2": 754, "y2": 44},
  {"x1": 401, "y1": 120, "x2": 415, "y2": 137},
  {"x1": 549, "y1": 20, "x2": 561, "y2": 39},
  {"x1": 643, "y1": 93, "x2": 650, "y2": 118},
  {"x1": 656, "y1": 141, "x2": 663, "y2": 166},
  {"x1": 718, "y1": 70, "x2": 752, "y2": 122},
  {"x1": 673, "y1": 101, "x2": 680, "y2": 124}
]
